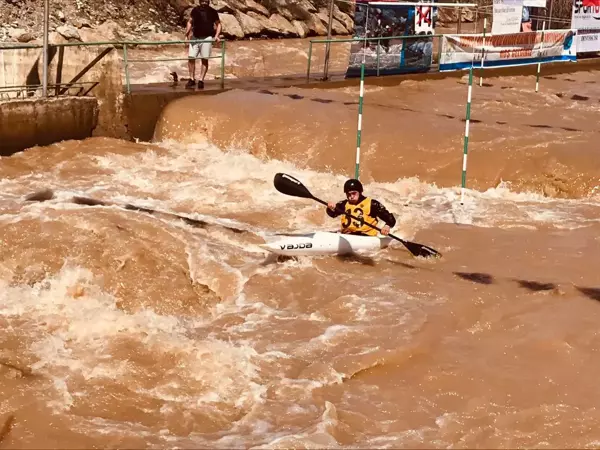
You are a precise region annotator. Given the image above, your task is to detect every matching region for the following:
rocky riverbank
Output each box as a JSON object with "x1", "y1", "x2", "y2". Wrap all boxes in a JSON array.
[{"x1": 0, "y1": 0, "x2": 356, "y2": 44}]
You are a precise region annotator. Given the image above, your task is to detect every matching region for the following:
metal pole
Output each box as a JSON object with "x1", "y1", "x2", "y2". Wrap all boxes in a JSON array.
[
  {"x1": 42, "y1": 0, "x2": 50, "y2": 97},
  {"x1": 535, "y1": 21, "x2": 546, "y2": 93},
  {"x1": 123, "y1": 44, "x2": 131, "y2": 94},
  {"x1": 220, "y1": 40, "x2": 225, "y2": 90},
  {"x1": 323, "y1": 0, "x2": 335, "y2": 80},
  {"x1": 354, "y1": 5, "x2": 369, "y2": 179},
  {"x1": 306, "y1": 41, "x2": 313, "y2": 82},
  {"x1": 479, "y1": 17, "x2": 487, "y2": 86},
  {"x1": 548, "y1": 0, "x2": 554, "y2": 29},
  {"x1": 460, "y1": 66, "x2": 473, "y2": 205}
]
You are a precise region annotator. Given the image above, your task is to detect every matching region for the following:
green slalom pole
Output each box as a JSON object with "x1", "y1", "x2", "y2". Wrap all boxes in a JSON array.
[
  {"x1": 355, "y1": 61, "x2": 365, "y2": 179},
  {"x1": 460, "y1": 66, "x2": 474, "y2": 205},
  {"x1": 354, "y1": 5, "x2": 369, "y2": 180}
]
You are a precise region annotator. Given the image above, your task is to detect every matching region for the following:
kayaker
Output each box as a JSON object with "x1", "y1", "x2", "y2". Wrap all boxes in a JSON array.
[{"x1": 326, "y1": 178, "x2": 396, "y2": 236}]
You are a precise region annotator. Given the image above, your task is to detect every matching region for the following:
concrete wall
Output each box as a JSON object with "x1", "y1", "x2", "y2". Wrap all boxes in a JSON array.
[
  {"x1": 0, "y1": 42, "x2": 128, "y2": 140},
  {"x1": 0, "y1": 97, "x2": 98, "y2": 156}
]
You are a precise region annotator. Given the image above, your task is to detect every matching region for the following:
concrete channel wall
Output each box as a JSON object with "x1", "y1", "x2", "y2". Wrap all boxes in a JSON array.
[{"x1": 0, "y1": 97, "x2": 99, "y2": 156}]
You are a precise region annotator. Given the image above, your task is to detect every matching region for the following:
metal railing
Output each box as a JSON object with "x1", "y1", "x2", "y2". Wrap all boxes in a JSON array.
[
  {"x1": 0, "y1": 81, "x2": 98, "y2": 99},
  {"x1": 0, "y1": 38, "x2": 228, "y2": 97},
  {"x1": 307, "y1": 34, "x2": 444, "y2": 82},
  {"x1": 121, "y1": 39, "x2": 227, "y2": 94}
]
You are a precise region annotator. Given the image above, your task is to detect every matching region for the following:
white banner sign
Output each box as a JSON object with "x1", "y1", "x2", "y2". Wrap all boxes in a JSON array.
[
  {"x1": 492, "y1": 0, "x2": 524, "y2": 35},
  {"x1": 415, "y1": 5, "x2": 435, "y2": 34},
  {"x1": 575, "y1": 28, "x2": 600, "y2": 51},
  {"x1": 571, "y1": 0, "x2": 600, "y2": 51},
  {"x1": 523, "y1": 0, "x2": 546, "y2": 6},
  {"x1": 571, "y1": 0, "x2": 600, "y2": 28},
  {"x1": 439, "y1": 30, "x2": 577, "y2": 71}
]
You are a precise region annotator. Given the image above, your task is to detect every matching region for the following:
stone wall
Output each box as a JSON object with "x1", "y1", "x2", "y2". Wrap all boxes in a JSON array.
[{"x1": 0, "y1": 97, "x2": 99, "y2": 156}]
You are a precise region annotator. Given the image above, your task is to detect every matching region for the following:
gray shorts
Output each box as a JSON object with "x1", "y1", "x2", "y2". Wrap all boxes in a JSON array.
[{"x1": 188, "y1": 37, "x2": 213, "y2": 60}]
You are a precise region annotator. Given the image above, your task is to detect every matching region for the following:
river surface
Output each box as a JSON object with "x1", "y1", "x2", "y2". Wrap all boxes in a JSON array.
[{"x1": 1, "y1": 38, "x2": 600, "y2": 448}]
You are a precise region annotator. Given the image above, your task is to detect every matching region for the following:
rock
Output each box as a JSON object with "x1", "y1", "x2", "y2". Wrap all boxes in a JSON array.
[
  {"x1": 275, "y1": 6, "x2": 294, "y2": 21},
  {"x1": 262, "y1": 0, "x2": 316, "y2": 21},
  {"x1": 246, "y1": 0, "x2": 269, "y2": 16},
  {"x1": 212, "y1": 0, "x2": 236, "y2": 13},
  {"x1": 0, "y1": 0, "x2": 356, "y2": 43},
  {"x1": 8, "y1": 28, "x2": 32, "y2": 42},
  {"x1": 169, "y1": 0, "x2": 193, "y2": 16},
  {"x1": 222, "y1": 0, "x2": 249, "y2": 13},
  {"x1": 316, "y1": 8, "x2": 348, "y2": 34},
  {"x1": 16, "y1": 31, "x2": 35, "y2": 42},
  {"x1": 219, "y1": 13, "x2": 244, "y2": 39},
  {"x1": 292, "y1": 19, "x2": 309, "y2": 38},
  {"x1": 269, "y1": 13, "x2": 298, "y2": 36},
  {"x1": 332, "y1": 18, "x2": 347, "y2": 34},
  {"x1": 72, "y1": 17, "x2": 92, "y2": 29},
  {"x1": 247, "y1": 11, "x2": 282, "y2": 35},
  {"x1": 305, "y1": 13, "x2": 327, "y2": 35},
  {"x1": 333, "y1": 5, "x2": 353, "y2": 32},
  {"x1": 57, "y1": 24, "x2": 81, "y2": 41},
  {"x1": 234, "y1": 11, "x2": 262, "y2": 35},
  {"x1": 336, "y1": 0, "x2": 355, "y2": 15},
  {"x1": 78, "y1": 20, "x2": 129, "y2": 42},
  {"x1": 49, "y1": 31, "x2": 68, "y2": 45}
]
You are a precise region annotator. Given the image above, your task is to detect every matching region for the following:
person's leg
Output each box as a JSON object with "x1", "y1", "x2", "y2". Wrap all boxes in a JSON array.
[
  {"x1": 187, "y1": 43, "x2": 199, "y2": 88},
  {"x1": 199, "y1": 59, "x2": 209, "y2": 83},
  {"x1": 197, "y1": 37, "x2": 213, "y2": 88}
]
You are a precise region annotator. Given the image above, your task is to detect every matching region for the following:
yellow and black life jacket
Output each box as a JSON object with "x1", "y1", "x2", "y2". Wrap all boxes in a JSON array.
[{"x1": 340, "y1": 197, "x2": 378, "y2": 236}]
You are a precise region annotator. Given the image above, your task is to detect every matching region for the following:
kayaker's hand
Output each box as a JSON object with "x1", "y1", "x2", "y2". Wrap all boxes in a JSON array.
[
  {"x1": 381, "y1": 225, "x2": 391, "y2": 235},
  {"x1": 327, "y1": 202, "x2": 336, "y2": 211}
]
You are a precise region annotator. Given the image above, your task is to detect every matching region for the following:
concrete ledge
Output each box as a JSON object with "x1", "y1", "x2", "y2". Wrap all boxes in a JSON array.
[{"x1": 0, "y1": 97, "x2": 99, "y2": 156}]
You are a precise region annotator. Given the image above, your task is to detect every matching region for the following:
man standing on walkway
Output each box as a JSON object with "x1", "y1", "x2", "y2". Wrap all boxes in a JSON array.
[{"x1": 185, "y1": 0, "x2": 221, "y2": 89}]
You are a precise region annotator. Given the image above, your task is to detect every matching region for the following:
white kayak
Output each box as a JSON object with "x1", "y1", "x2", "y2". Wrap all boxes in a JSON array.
[{"x1": 259, "y1": 231, "x2": 394, "y2": 256}]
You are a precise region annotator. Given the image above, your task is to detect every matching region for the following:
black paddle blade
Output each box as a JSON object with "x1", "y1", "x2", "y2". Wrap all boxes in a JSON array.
[
  {"x1": 274, "y1": 173, "x2": 315, "y2": 200},
  {"x1": 402, "y1": 240, "x2": 442, "y2": 259}
]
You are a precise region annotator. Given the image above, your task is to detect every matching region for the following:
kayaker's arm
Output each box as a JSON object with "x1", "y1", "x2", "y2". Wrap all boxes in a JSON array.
[
  {"x1": 370, "y1": 199, "x2": 396, "y2": 227},
  {"x1": 326, "y1": 200, "x2": 346, "y2": 218}
]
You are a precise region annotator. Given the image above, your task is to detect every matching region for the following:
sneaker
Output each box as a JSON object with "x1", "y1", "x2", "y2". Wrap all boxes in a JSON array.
[
  {"x1": 185, "y1": 79, "x2": 195, "y2": 89},
  {"x1": 197, "y1": 80, "x2": 204, "y2": 89}
]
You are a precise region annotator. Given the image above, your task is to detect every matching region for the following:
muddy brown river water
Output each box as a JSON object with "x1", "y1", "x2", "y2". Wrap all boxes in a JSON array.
[{"x1": 1, "y1": 37, "x2": 600, "y2": 448}]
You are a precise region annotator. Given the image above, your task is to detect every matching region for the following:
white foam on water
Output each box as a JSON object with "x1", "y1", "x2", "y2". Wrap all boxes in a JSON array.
[
  {"x1": 85, "y1": 140, "x2": 600, "y2": 236},
  {"x1": 2, "y1": 135, "x2": 600, "y2": 447},
  {"x1": 3, "y1": 138, "x2": 596, "y2": 240},
  {"x1": 0, "y1": 263, "x2": 267, "y2": 420},
  {"x1": 252, "y1": 401, "x2": 341, "y2": 450}
]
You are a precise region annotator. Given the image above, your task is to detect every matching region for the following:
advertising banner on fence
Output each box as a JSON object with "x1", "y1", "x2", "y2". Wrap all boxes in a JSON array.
[
  {"x1": 492, "y1": 0, "x2": 524, "y2": 35},
  {"x1": 415, "y1": 5, "x2": 435, "y2": 34},
  {"x1": 571, "y1": 0, "x2": 600, "y2": 52},
  {"x1": 345, "y1": 0, "x2": 435, "y2": 78},
  {"x1": 523, "y1": 0, "x2": 546, "y2": 6},
  {"x1": 439, "y1": 29, "x2": 577, "y2": 71}
]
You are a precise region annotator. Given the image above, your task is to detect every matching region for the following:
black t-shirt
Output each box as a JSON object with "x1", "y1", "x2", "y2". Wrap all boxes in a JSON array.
[{"x1": 191, "y1": 5, "x2": 220, "y2": 39}]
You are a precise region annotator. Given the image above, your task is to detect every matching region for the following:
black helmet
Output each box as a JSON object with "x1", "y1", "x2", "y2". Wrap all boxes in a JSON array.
[{"x1": 344, "y1": 178, "x2": 363, "y2": 193}]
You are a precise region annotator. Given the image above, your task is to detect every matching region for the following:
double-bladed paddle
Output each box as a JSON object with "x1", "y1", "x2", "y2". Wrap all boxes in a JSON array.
[{"x1": 273, "y1": 172, "x2": 442, "y2": 259}]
